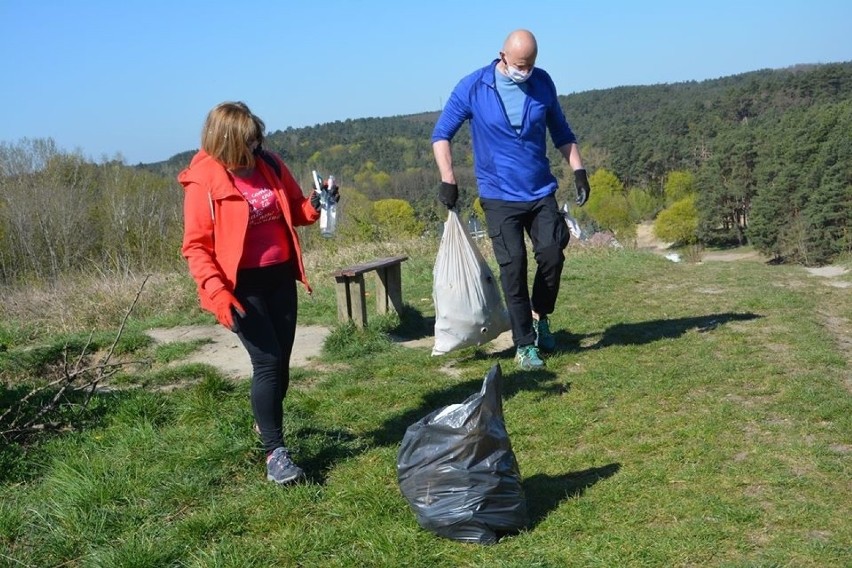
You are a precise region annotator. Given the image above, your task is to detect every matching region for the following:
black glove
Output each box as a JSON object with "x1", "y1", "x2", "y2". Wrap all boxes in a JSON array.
[
  {"x1": 574, "y1": 169, "x2": 591, "y2": 207},
  {"x1": 438, "y1": 182, "x2": 458, "y2": 209},
  {"x1": 327, "y1": 183, "x2": 340, "y2": 204},
  {"x1": 310, "y1": 183, "x2": 340, "y2": 212}
]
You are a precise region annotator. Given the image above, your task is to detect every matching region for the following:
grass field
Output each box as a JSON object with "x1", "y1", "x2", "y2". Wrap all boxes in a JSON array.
[{"x1": 0, "y1": 239, "x2": 850, "y2": 567}]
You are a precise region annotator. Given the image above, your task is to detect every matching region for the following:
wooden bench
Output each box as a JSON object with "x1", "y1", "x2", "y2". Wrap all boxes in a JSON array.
[{"x1": 331, "y1": 255, "x2": 408, "y2": 328}]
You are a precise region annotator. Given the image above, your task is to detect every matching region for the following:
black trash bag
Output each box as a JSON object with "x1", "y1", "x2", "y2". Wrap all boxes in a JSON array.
[{"x1": 397, "y1": 363, "x2": 528, "y2": 544}]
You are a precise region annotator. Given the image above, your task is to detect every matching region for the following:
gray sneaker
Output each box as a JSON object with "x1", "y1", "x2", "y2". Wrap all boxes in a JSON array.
[
  {"x1": 533, "y1": 316, "x2": 556, "y2": 352},
  {"x1": 266, "y1": 447, "x2": 305, "y2": 485},
  {"x1": 515, "y1": 344, "x2": 545, "y2": 370}
]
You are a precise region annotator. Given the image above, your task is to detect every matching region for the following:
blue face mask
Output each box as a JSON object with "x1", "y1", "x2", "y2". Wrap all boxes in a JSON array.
[{"x1": 507, "y1": 64, "x2": 532, "y2": 83}]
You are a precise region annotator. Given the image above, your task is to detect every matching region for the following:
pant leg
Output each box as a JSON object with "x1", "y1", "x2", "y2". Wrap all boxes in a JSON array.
[
  {"x1": 481, "y1": 198, "x2": 536, "y2": 347},
  {"x1": 263, "y1": 275, "x2": 298, "y2": 402},
  {"x1": 233, "y1": 263, "x2": 298, "y2": 453},
  {"x1": 529, "y1": 195, "x2": 570, "y2": 316}
]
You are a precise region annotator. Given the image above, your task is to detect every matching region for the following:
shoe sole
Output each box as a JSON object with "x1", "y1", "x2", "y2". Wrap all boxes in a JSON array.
[{"x1": 267, "y1": 471, "x2": 305, "y2": 485}]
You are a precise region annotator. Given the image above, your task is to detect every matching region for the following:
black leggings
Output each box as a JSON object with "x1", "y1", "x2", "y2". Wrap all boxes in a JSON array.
[{"x1": 233, "y1": 262, "x2": 297, "y2": 453}]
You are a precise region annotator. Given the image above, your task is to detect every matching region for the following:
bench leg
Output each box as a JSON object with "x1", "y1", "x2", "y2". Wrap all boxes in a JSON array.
[
  {"x1": 376, "y1": 264, "x2": 403, "y2": 316},
  {"x1": 334, "y1": 277, "x2": 351, "y2": 323},
  {"x1": 376, "y1": 268, "x2": 389, "y2": 315},
  {"x1": 350, "y1": 274, "x2": 368, "y2": 328}
]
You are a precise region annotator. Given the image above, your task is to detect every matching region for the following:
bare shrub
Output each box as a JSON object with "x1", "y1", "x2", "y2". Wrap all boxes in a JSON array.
[{"x1": 0, "y1": 278, "x2": 148, "y2": 441}]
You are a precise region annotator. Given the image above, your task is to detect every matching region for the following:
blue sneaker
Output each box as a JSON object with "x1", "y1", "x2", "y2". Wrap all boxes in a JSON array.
[
  {"x1": 515, "y1": 344, "x2": 545, "y2": 370},
  {"x1": 266, "y1": 447, "x2": 305, "y2": 485},
  {"x1": 533, "y1": 316, "x2": 556, "y2": 352}
]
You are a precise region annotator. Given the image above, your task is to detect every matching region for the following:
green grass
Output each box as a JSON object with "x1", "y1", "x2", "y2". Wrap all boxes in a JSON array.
[{"x1": 0, "y1": 245, "x2": 850, "y2": 567}]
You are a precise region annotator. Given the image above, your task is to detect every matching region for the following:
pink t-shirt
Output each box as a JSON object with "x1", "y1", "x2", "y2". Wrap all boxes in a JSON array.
[{"x1": 232, "y1": 168, "x2": 293, "y2": 269}]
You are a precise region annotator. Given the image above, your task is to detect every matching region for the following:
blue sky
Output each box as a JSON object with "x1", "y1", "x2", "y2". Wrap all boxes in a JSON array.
[{"x1": 1, "y1": 0, "x2": 850, "y2": 165}]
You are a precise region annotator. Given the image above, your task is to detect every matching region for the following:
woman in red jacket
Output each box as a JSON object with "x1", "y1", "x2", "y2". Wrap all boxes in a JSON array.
[{"x1": 178, "y1": 101, "x2": 336, "y2": 485}]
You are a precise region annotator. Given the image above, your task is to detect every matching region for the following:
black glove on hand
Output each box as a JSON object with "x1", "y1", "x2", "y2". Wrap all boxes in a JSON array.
[
  {"x1": 574, "y1": 169, "x2": 591, "y2": 207},
  {"x1": 327, "y1": 184, "x2": 340, "y2": 204},
  {"x1": 438, "y1": 182, "x2": 459, "y2": 209},
  {"x1": 310, "y1": 183, "x2": 340, "y2": 212}
]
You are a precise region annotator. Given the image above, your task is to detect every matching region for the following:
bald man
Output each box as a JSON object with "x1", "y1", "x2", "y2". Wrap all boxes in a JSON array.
[{"x1": 432, "y1": 29, "x2": 591, "y2": 370}]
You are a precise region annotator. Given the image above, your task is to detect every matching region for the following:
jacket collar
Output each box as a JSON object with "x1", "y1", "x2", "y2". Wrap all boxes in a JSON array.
[
  {"x1": 179, "y1": 150, "x2": 274, "y2": 200},
  {"x1": 482, "y1": 59, "x2": 500, "y2": 87}
]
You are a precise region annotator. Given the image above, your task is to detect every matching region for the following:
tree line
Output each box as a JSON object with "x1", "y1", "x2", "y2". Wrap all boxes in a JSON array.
[{"x1": 1, "y1": 62, "x2": 849, "y2": 284}]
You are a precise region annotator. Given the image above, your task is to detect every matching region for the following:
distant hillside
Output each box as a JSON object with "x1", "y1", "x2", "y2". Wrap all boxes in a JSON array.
[{"x1": 563, "y1": 63, "x2": 852, "y2": 186}]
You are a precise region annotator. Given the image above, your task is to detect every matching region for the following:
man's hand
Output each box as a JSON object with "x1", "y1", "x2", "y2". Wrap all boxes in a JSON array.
[
  {"x1": 438, "y1": 182, "x2": 458, "y2": 209},
  {"x1": 574, "y1": 169, "x2": 591, "y2": 207}
]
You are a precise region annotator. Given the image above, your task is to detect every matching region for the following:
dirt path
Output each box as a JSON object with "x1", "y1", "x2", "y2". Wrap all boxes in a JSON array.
[
  {"x1": 146, "y1": 325, "x2": 331, "y2": 378},
  {"x1": 147, "y1": 322, "x2": 514, "y2": 380},
  {"x1": 636, "y1": 221, "x2": 765, "y2": 262},
  {"x1": 805, "y1": 265, "x2": 850, "y2": 287},
  {"x1": 635, "y1": 222, "x2": 672, "y2": 252}
]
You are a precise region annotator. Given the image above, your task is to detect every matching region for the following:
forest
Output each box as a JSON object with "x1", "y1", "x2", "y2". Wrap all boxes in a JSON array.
[{"x1": 1, "y1": 61, "x2": 849, "y2": 284}]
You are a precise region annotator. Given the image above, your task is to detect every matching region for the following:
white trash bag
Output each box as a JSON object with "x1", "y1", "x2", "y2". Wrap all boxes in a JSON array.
[
  {"x1": 432, "y1": 211, "x2": 510, "y2": 355},
  {"x1": 561, "y1": 202, "x2": 583, "y2": 240}
]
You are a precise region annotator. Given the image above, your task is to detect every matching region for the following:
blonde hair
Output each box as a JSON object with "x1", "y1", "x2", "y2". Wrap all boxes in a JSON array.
[{"x1": 201, "y1": 101, "x2": 266, "y2": 170}]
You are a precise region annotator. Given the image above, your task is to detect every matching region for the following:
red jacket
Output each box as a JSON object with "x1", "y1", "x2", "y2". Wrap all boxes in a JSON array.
[{"x1": 178, "y1": 150, "x2": 319, "y2": 313}]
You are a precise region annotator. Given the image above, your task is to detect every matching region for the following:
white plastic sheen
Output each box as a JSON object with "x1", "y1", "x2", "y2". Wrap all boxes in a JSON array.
[
  {"x1": 432, "y1": 211, "x2": 510, "y2": 355},
  {"x1": 320, "y1": 190, "x2": 337, "y2": 237}
]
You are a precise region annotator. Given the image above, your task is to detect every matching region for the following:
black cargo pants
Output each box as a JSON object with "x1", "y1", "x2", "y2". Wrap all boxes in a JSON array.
[{"x1": 480, "y1": 194, "x2": 569, "y2": 348}]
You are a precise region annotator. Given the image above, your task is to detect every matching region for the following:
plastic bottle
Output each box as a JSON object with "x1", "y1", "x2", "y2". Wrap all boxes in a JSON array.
[
  {"x1": 312, "y1": 170, "x2": 337, "y2": 238},
  {"x1": 322, "y1": 175, "x2": 338, "y2": 238}
]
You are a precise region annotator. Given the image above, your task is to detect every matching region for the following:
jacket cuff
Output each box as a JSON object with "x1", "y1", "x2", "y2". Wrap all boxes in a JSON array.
[{"x1": 202, "y1": 277, "x2": 226, "y2": 296}]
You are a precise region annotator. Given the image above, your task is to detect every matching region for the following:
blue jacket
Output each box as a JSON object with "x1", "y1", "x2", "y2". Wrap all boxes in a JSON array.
[{"x1": 432, "y1": 59, "x2": 577, "y2": 202}]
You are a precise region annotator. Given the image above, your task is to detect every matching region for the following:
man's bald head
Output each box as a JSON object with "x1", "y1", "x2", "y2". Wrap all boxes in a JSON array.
[
  {"x1": 500, "y1": 29, "x2": 538, "y2": 73},
  {"x1": 502, "y1": 29, "x2": 538, "y2": 61}
]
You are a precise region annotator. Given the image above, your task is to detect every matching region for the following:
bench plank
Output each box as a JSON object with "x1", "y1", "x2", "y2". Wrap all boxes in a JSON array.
[{"x1": 331, "y1": 255, "x2": 408, "y2": 278}]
